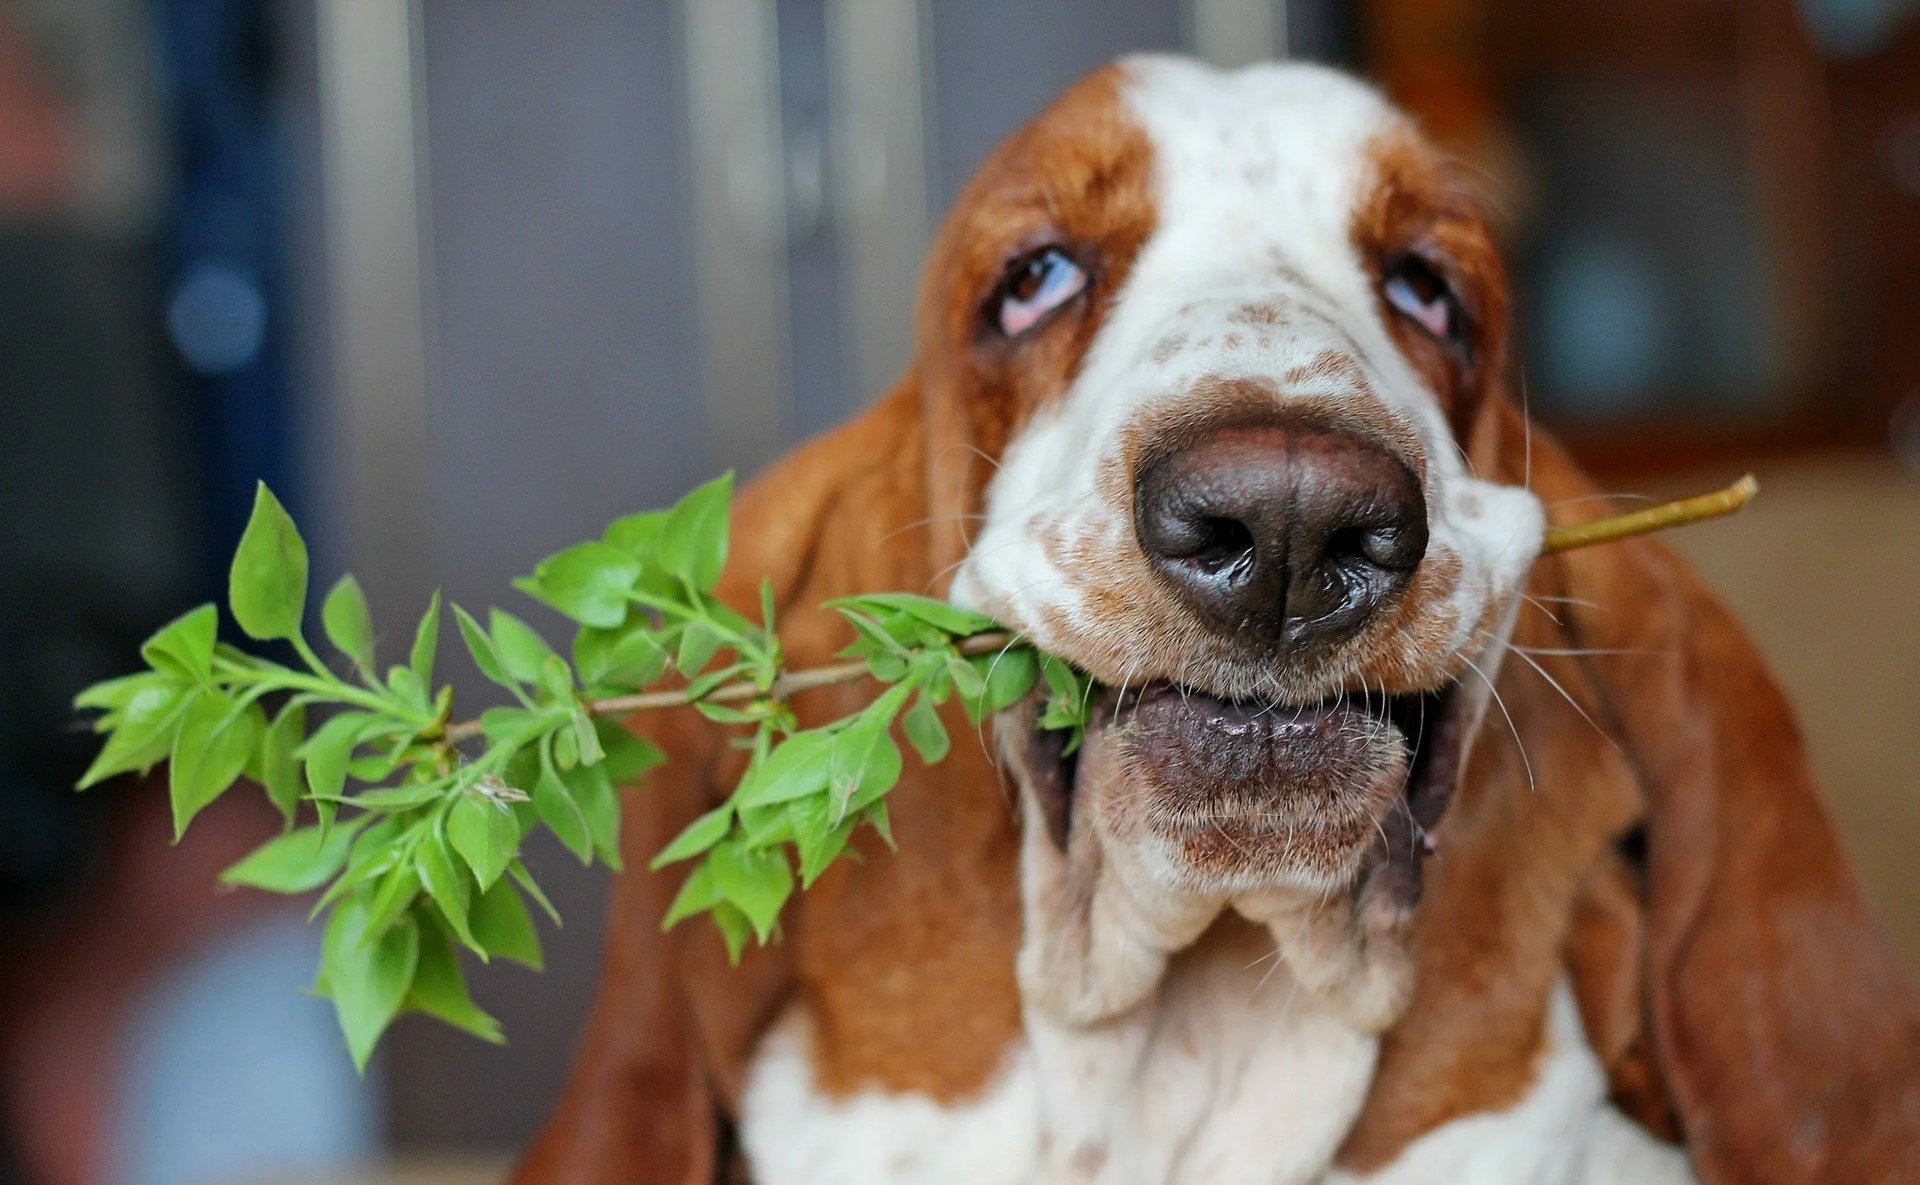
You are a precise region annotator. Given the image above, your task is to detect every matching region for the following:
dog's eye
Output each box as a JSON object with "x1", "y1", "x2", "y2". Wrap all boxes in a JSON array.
[
  {"x1": 995, "y1": 246, "x2": 1088, "y2": 337},
  {"x1": 1382, "y1": 254, "x2": 1466, "y2": 347}
]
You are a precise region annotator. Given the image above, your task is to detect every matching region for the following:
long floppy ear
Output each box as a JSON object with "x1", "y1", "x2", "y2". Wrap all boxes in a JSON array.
[
  {"x1": 515, "y1": 378, "x2": 937, "y2": 1183},
  {"x1": 1518, "y1": 418, "x2": 1920, "y2": 1183}
]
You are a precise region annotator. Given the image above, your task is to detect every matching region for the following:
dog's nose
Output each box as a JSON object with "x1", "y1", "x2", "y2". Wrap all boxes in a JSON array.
[{"x1": 1133, "y1": 420, "x2": 1427, "y2": 651}]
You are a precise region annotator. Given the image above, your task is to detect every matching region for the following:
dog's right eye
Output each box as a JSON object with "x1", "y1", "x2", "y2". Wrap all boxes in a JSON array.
[{"x1": 993, "y1": 246, "x2": 1088, "y2": 338}]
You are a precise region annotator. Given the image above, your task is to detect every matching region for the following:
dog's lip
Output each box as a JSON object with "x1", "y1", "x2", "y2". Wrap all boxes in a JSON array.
[{"x1": 1020, "y1": 674, "x2": 1464, "y2": 855}]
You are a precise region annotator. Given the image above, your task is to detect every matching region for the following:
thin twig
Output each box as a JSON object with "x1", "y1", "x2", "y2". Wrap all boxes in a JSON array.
[
  {"x1": 1541, "y1": 474, "x2": 1757, "y2": 555},
  {"x1": 441, "y1": 477, "x2": 1757, "y2": 743},
  {"x1": 440, "y1": 632, "x2": 1016, "y2": 744}
]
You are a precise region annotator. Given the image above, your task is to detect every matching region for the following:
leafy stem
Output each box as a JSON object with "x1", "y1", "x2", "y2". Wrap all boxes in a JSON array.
[{"x1": 68, "y1": 472, "x2": 1753, "y2": 1068}]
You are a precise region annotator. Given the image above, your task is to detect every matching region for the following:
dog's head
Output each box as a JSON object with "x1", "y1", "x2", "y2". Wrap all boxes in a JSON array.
[{"x1": 921, "y1": 57, "x2": 1537, "y2": 898}]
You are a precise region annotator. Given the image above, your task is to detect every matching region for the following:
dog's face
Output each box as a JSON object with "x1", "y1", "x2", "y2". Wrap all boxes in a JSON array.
[{"x1": 933, "y1": 58, "x2": 1544, "y2": 898}]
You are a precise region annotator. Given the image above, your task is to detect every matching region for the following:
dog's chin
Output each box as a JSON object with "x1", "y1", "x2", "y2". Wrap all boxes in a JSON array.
[{"x1": 1016, "y1": 678, "x2": 1465, "y2": 897}]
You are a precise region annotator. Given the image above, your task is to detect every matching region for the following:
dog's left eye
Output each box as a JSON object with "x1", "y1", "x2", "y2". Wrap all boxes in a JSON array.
[
  {"x1": 1382, "y1": 253, "x2": 1466, "y2": 348},
  {"x1": 995, "y1": 246, "x2": 1088, "y2": 337}
]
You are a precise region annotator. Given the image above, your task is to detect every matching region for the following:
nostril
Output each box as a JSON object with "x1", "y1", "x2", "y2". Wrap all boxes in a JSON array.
[
  {"x1": 1326, "y1": 523, "x2": 1424, "y2": 571},
  {"x1": 1189, "y1": 516, "x2": 1255, "y2": 574}
]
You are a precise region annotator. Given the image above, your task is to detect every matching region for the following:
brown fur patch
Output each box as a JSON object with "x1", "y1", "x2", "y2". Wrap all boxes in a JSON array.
[
  {"x1": 1349, "y1": 125, "x2": 1510, "y2": 439},
  {"x1": 916, "y1": 66, "x2": 1158, "y2": 576}
]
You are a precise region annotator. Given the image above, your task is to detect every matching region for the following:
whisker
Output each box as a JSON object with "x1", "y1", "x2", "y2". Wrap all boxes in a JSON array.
[
  {"x1": 1546, "y1": 492, "x2": 1656, "y2": 511},
  {"x1": 1528, "y1": 593, "x2": 1605, "y2": 609},
  {"x1": 1461, "y1": 652, "x2": 1533, "y2": 796},
  {"x1": 1508, "y1": 648, "x2": 1624, "y2": 755},
  {"x1": 878, "y1": 512, "x2": 989, "y2": 547},
  {"x1": 1520, "y1": 596, "x2": 1561, "y2": 627},
  {"x1": 1512, "y1": 645, "x2": 1654, "y2": 658}
]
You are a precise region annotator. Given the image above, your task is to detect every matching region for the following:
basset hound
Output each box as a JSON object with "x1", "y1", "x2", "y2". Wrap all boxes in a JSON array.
[{"x1": 516, "y1": 57, "x2": 1920, "y2": 1184}]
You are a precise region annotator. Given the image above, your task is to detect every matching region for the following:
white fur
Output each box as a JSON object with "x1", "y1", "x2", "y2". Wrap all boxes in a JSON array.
[
  {"x1": 739, "y1": 980, "x2": 1690, "y2": 1185},
  {"x1": 1329, "y1": 983, "x2": 1696, "y2": 1185},
  {"x1": 740, "y1": 1013, "x2": 1040, "y2": 1185},
  {"x1": 741, "y1": 943, "x2": 1378, "y2": 1185}
]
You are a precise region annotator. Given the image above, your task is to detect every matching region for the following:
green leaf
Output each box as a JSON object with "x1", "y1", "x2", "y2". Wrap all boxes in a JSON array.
[
  {"x1": 406, "y1": 914, "x2": 502, "y2": 1043},
  {"x1": 826, "y1": 690, "x2": 906, "y2": 805},
  {"x1": 597, "y1": 721, "x2": 665, "y2": 783},
  {"x1": 169, "y1": 694, "x2": 266, "y2": 839},
  {"x1": 322, "y1": 575, "x2": 377, "y2": 673},
  {"x1": 828, "y1": 592, "x2": 997, "y2": 637},
  {"x1": 902, "y1": 693, "x2": 950, "y2": 765},
  {"x1": 221, "y1": 817, "x2": 366, "y2": 892},
  {"x1": 415, "y1": 830, "x2": 477, "y2": 951},
  {"x1": 975, "y1": 646, "x2": 1038, "y2": 715},
  {"x1": 651, "y1": 805, "x2": 733, "y2": 869},
  {"x1": 535, "y1": 760, "x2": 593, "y2": 864},
  {"x1": 74, "y1": 670, "x2": 172, "y2": 716},
  {"x1": 797, "y1": 817, "x2": 857, "y2": 888},
  {"x1": 570, "y1": 710, "x2": 604, "y2": 766},
  {"x1": 140, "y1": 604, "x2": 219, "y2": 687},
  {"x1": 564, "y1": 761, "x2": 624, "y2": 870},
  {"x1": 602, "y1": 510, "x2": 669, "y2": 558},
  {"x1": 310, "y1": 816, "x2": 404, "y2": 917},
  {"x1": 352, "y1": 780, "x2": 448, "y2": 809},
  {"x1": 539, "y1": 655, "x2": 575, "y2": 706},
  {"x1": 258, "y1": 702, "x2": 307, "y2": 821},
  {"x1": 364, "y1": 859, "x2": 424, "y2": 939},
  {"x1": 712, "y1": 901, "x2": 752, "y2": 963},
  {"x1": 842, "y1": 732, "x2": 902, "y2": 814},
  {"x1": 574, "y1": 623, "x2": 669, "y2": 688},
  {"x1": 409, "y1": 589, "x2": 442, "y2": 687},
  {"x1": 685, "y1": 661, "x2": 749, "y2": 702},
  {"x1": 944, "y1": 654, "x2": 985, "y2": 703},
  {"x1": 658, "y1": 472, "x2": 733, "y2": 592},
  {"x1": 1039, "y1": 654, "x2": 1088, "y2": 714},
  {"x1": 387, "y1": 665, "x2": 428, "y2": 715},
  {"x1": 518, "y1": 541, "x2": 643, "y2": 629},
  {"x1": 448, "y1": 794, "x2": 519, "y2": 890},
  {"x1": 733, "y1": 729, "x2": 834, "y2": 808},
  {"x1": 479, "y1": 705, "x2": 554, "y2": 750},
  {"x1": 469, "y1": 879, "x2": 543, "y2": 969},
  {"x1": 865, "y1": 800, "x2": 896, "y2": 849},
  {"x1": 508, "y1": 861, "x2": 564, "y2": 925},
  {"x1": 759, "y1": 577, "x2": 778, "y2": 635},
  {"x1": 76, "y1": 678, "x2": 192, "y2": 788},
  {"x1": 661, "y1": 862, "x2": 722, "y2": 929},
  {"x1": 300, "y1": 711, "x2": 375, "y2": 802},
  {"x1": 676, "y1": 621, "x2": 720, "y2": 676},
  {"x1": 320, "y1": 892, "x2": 420, "y2": 1071},
  {"x1": 709, "y1": 839, "x2": 790, "y2": 942},
  {"x1": 453, "y1": 604, "x2": 511, "y2": 687},
  {"x1": 229, "y1": 483, "x2": 309, "y2": 641},
  {"x1": 490, "y1": 609, "x2": 556, "y2": 685}
]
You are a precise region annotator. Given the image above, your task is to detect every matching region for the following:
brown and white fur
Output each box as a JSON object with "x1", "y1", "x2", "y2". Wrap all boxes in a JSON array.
[{"x1": 516, "y1": 57, "x2": 1920, "y2": 1185}]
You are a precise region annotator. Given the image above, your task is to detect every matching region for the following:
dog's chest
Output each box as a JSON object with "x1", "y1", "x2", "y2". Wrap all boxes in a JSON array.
[{"x1": 738, "y1": 928, "x2": 1379, "y2": 1185}]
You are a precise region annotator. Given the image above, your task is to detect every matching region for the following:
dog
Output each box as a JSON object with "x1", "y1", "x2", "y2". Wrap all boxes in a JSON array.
[{"x1": 514, "y1": 57, "x2": 1920, "y2": 1184}]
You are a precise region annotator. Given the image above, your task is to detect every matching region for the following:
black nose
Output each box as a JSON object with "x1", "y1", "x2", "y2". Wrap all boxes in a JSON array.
[{"x1": 1133, "y1": 420, "x2": 1428, "y2": 653}]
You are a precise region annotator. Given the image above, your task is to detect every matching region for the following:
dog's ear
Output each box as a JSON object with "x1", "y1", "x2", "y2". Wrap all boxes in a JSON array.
[
  {"x1": 516, "y1": 379, "x2": 937, "y2": 1183},
  {"x1": 511, "y1": 698, "x2": 741, "y2": 1184},
  {"x1": 1520, "y1": 421, "x2": 1920, "y2": 1183}
]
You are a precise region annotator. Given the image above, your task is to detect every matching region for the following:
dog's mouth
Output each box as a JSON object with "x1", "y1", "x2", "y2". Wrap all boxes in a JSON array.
[{"x1": 1017, "y1": 676, "x2": 1466, "y2": 895}]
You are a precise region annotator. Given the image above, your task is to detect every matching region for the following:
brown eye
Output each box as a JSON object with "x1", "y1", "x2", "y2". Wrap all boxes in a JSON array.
[
  {"x1": 1382, "y1": 253, "x2": 1466, "y2": 349},
  {"x1": 993, "y1": 246, "x2": 1088, "y2": 338}
]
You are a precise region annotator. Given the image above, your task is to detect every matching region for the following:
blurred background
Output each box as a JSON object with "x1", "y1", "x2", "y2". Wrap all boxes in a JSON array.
[{"x1": 0, "y1": 0, "x2": 1915, "y2": 1181}]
